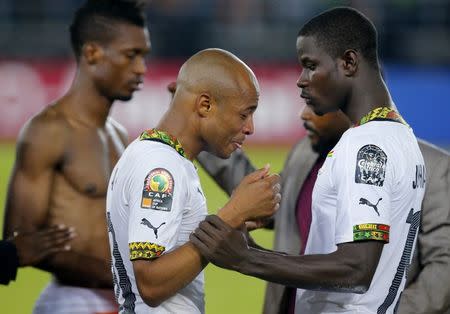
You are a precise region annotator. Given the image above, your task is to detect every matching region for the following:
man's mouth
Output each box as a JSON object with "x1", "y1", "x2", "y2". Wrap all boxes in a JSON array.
[
  {"x1": 231, "y1": 140, "x2": 244, "y2": 150},
  {"x1": 130, "y1": 79, "x2": 144, "y2": 90},
  {"x1": 303, "y1": 123, "x2": 317, "y2": 136}
]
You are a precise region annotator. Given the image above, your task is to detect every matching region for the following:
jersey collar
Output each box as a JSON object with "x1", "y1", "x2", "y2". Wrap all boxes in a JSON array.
[
  {"x1": 139, "y1": 129, "x2": 188, "y2": 159},
  {"x1": 356, "y1": 106, "x2": 408, "y2": 127}
]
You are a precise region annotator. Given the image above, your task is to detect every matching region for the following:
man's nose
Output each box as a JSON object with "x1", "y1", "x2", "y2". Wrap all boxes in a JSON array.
[
  {"x1": 135, "y1": 56, "x2": 147, "y2": 75},
  {"x1": 243, "y1": 116, "x2": 255, "y2": 135},
  {"x1": 297, "y1": 71, "x2": 308, "y2": 89}
]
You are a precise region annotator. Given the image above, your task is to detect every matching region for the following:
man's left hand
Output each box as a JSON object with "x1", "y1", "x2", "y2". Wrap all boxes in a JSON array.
[{"x1": 190, "y1": 215, "x2": 249, "y2": 271}]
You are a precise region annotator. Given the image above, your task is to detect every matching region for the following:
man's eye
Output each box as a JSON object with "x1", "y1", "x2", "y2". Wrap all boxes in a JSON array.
[
  {"x1": 305, "y1": 63, "x2": 316, "y2": 70},
  {"x1": 126, "y1": 52, "x2": 136, "y2": 59},
  {"x1": 240, "y1": 114, "x2": 248, "y2": 120}
]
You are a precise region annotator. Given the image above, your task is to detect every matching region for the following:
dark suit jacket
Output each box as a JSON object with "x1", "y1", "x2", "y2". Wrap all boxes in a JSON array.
[
  {"x1": 0, "y1": 239, "x2": 19, "y2": 285},
  {"x1": 197, "y1": 138, "x2": 450, "y2": 314}
]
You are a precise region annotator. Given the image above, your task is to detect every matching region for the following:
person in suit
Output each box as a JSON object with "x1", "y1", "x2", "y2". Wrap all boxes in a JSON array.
[{"x1": 198, "y1": 104, "x2": 450, "y2": 314}]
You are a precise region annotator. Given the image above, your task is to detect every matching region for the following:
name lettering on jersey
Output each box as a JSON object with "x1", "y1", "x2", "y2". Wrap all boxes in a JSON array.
[
  {"x1": 412, "y1": 164, "x2": 426, "y2": 189},
  {"x1": 141, "y1": 218, "x2": 166, "y2": 239},
  {"x1": 359, "y1": 197, "x2": 382, "y2": 216},
  {"x1": 353, "y1": 223, "x2": 390, "y2": 242},
  {"x1": 141, "y1": 168, "x2": 174, "y2": 212},
  {"x1": 355, "y1": 144, "x2": 387, "y2": 186}
]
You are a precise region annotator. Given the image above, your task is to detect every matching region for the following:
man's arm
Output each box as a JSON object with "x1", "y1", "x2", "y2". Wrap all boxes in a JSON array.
[
  {"x1": 3, "y1": 115, "x2": 113, "y2": 288},
  {"x1": 191, "y1": 215, "x2": 384, "y2": 293},
  {"x1": 398, "y1": 145, "x2": 450, "y2": 314},
  {"x1": 3, "y1": 115, "x2": 64, "y2": 237},
  {"x1": 133, "y1": 168, "x2": 281, "y2": 307}
]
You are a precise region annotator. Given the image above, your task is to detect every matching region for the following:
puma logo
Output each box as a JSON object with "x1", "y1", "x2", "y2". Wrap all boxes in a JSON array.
[
  {"x1": 140, "y1": 218, "x2": 166, "y2": 239},
  {"x1": 359, "y1": 197, "x2": 382, "y2": 216}
]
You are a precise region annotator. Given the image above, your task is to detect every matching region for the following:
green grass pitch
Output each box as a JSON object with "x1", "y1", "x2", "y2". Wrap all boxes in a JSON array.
[{"x1": 0, "y1": 142, "x2": 289, "y2": 314}]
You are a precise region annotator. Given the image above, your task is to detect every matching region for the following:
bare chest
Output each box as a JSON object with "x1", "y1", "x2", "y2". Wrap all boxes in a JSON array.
[{"x1": 59, "y1": 127, "x2": 125, "y2": 197}]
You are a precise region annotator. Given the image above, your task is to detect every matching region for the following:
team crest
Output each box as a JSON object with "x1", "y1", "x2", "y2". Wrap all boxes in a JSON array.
[
  {"x1": 355, "y1": 144, "x2": 387, "y2": 186},
  {"x1": 141, "y1": 168, "x2": 174, "y2": 211}
]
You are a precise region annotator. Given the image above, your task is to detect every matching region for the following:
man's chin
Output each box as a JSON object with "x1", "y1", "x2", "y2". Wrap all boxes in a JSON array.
[{"x1": 115, "y1": 94, "x2": 133, "y2": 102}]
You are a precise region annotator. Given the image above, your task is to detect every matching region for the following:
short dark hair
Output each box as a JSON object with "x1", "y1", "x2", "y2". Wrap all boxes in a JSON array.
[
  {"x1": 70, "y1": 0, "x2": 147, "y2": 60},
  {"x1": 298, "y1": 7, "x2": 379, "y2": 68}
]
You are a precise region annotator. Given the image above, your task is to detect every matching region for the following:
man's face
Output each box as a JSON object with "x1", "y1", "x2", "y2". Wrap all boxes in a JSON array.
[
  {"x1": 205, "y1": 92, "x2": 258, "y2": 159},
  {"x1": 94, "y1": 23, "x2": 151, "y2": 101},
  {"x1": 296, "y1": 35, "x2": 347, "y2": 116},
  {"x1": 301, "y1": 104, "x2": 351, "y2": 155}
]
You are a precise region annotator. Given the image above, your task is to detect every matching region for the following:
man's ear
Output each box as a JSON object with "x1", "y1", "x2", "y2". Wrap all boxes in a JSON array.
[
  {"x1": 197, "y1": 93, "x2": 213, "y2": 117},
  {"x1": 341, "y1": 49, "x2": 358, "y2": 77},
  {"x1": 82, "y1": 42, "x2": 103, "y2": 65}
]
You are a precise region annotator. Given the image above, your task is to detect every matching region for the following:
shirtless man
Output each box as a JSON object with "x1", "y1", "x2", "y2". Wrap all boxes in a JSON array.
[{"x1": 2, "y1": 0, "x2": 150, "y2": 313}]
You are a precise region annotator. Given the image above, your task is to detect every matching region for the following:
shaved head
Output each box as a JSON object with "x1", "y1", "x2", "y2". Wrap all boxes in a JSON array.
[
  {"x1": 176, "y1": 48, "x2": 259, "y2": 103},
  {"x1": 160, "y1": 48, "x2": 260, "y2": 160}
]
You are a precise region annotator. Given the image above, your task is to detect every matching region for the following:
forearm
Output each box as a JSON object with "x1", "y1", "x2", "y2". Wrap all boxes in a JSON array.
[
  {"x1": 135, "y1": 242, "x2": 207, "y2": 307},
  {"x1": 237, "y1": 247, "x2": 373, "y2": 293},
  {"x1": 37, "y1": 251, "x2": 113, "y2": 288}
]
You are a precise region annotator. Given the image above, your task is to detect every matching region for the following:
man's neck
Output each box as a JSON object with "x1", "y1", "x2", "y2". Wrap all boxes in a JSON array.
[
  {"x1": 63, "y1": 75, "x2": 113, "y2": 127},
  {"x1": 344, "y1": 72, "x2": 394, "y2": 124},
  {"x1": 157, "y1": 113, "x2": 201, "y2": 161}
]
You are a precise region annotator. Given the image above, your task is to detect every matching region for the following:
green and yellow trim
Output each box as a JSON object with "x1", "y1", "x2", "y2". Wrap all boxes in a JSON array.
[
  {"x1": 129, "y1": 241, "x2": 165, "y2": 260},
  {"x1": 357, "y1": 107, "x2": 408, "y2": 127},
  {"x1": 139, "y1": 129, "x2": 187, "y2": 159},
  {"x1": 353, "y1": 223, "x2": 390, "y2": 242}
]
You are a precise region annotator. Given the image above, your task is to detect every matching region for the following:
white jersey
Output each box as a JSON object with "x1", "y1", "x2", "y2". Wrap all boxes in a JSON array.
[
  {"x1": 107, "y1": 130, "x2": 207, "y2": 314},
  {"x1": 296, "y1": 116, "x2": 425, "y2": 314}
]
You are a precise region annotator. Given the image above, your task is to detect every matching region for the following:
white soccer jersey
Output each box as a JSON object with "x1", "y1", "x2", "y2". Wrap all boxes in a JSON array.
[
  {"x1": 106, "y1": 130, "x2": 207, "y2": 314},
  {"x1": 296, "y1": 111, "x2": 426, "y2": 314}
]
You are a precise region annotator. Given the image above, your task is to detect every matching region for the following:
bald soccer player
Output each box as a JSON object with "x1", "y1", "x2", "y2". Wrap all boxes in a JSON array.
[
  {"x1": 3, "y1": 1, "x2": 150, "y2": 313},
  {"x1": 106, "y1": 48, "x2": 281, "y2": 313}
]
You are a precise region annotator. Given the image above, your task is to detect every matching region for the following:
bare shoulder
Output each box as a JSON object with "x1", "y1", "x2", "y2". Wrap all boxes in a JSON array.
[
  {"x1": 16, "y1": 104, "x2": 70, "y2": 166},
  {"x1": 107, "y1": 117, "x2": 129, "y2": 145}
]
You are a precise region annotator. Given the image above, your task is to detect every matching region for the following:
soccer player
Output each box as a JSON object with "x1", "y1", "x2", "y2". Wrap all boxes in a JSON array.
[
  {"x1": 199, "y1": 105, "x2": 450, "y2": 314},
  {"x1": 2, "y1": 0, "x2": 150, "y2": 312},
  {"x1": 191, "y1": 7, "x2": 426, "y2": 314},
  {"x1": 107, "y1": 48, "x2": 281, "y2": 313}
]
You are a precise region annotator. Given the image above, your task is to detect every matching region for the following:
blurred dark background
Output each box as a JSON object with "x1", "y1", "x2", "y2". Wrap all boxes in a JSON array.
[
  {"x1": 1, "y1": 0, "x2": 449, "y2": 64},
  {"x1": 0, "y1": 0, "x2": 449, "y2": 147}
]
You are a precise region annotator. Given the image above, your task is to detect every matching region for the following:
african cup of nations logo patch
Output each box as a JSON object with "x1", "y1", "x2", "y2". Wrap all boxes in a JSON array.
[
  {"x1": 355, "y1": 144, "x2": 387, "y2": 187},
  {"x1": 141, "y1": 168, "x2": 174, "y2": 211}
]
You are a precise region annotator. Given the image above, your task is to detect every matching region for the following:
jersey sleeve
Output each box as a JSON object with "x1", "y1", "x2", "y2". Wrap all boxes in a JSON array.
[
  {"x1": 333, "y1": 135, "x2": 393, "y2": 245},
  {"x1": 126, "y1": 151, "x2": 188, "y2": 261}
]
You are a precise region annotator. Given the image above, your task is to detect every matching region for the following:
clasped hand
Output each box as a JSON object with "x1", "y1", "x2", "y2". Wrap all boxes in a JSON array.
[{"x1": 190, "y1": 215, "x2": 249, "y2": 271}]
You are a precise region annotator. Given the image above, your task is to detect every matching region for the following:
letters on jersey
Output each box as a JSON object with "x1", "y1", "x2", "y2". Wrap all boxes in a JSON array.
[
  {"x1": 141, "y1": 168, "x2": 174, "y2": 211},
  {"x1": 355, "y1": 144, "x2": 387, "y2": 186}
]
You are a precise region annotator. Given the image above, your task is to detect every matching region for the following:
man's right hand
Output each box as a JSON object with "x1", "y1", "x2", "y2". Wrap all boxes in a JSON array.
[
  {"x1": 11, "y1": 225, "x2": 76, "y2": 266},
  {"x1": 218, "y1": 165, "x2": 281, "y2": 228}
]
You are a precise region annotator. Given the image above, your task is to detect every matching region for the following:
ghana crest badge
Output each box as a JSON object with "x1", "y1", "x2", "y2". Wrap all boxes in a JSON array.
[{"x1": 141, "y1": 168, "x2": 174, "y2": 211}]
